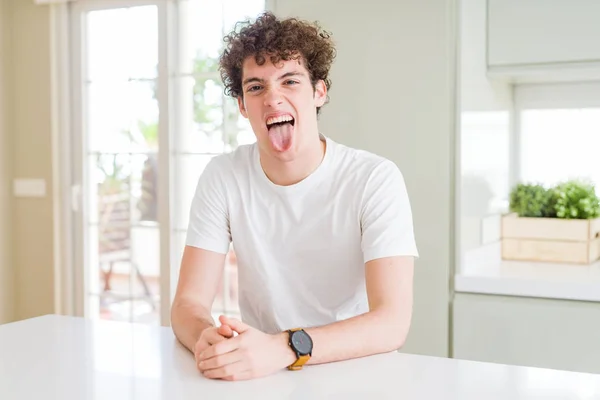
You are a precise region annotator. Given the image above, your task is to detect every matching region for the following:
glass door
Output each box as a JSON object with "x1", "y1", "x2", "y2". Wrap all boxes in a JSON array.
[
  {"x1": 71, "y1": 1, "x2": 166, "y2": 324},
  {"x1": 171, "y1": 0, "x2": 264, "y2": 322}
]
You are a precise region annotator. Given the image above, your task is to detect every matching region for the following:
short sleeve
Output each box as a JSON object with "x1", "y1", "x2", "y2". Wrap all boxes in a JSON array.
[
  {"x1": 185, "y1": 157, "x2": 231, "y2": 254},
  {"x1": 360, "y1": 160, "x2": 419, "y2": 263}
]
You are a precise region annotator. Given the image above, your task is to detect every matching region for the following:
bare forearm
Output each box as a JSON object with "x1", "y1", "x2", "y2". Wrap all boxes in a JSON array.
[
  {"x1": 281, "y1": 310, "x2": 410, "y2": 366},
  {"x1": 170, "y1": 300, "x2": 214, "y2": 352}
]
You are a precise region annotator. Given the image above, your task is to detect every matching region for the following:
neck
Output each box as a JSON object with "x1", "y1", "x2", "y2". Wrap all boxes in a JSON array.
[{"x1": 260, "y1": 134, "x2": 326, "y2": 186}]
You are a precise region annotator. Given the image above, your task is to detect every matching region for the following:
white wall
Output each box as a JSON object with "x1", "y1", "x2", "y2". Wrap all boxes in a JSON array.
[
  {"x1": 10, "y1": 0, "x2": 55, "y2": 320},
  {"x1": 460, "y1": 0, "x2": 512, "y2": 112},
  {"x1": 0, "y1": 0, "x2": 15, "y2": 324},
  {"x1": 459, "y1": 0, "x2": 512, "y2": 254},
  {"x1": 273, "y1": 0, "x2": 457, "y2": 357}
]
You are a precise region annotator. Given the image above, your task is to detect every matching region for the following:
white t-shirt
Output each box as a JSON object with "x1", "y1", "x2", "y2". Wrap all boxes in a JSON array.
[{"x1": 186, "y1": 135, "x2": 418, "y2": 334}]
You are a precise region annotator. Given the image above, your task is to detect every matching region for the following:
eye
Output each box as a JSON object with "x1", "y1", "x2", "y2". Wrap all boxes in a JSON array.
[
  {"x1": 247, "y1": 85, "x2": 262, "y2": 92},
  {"x1": 285, "y1": 80, "x2": 299, "y2": 86}
]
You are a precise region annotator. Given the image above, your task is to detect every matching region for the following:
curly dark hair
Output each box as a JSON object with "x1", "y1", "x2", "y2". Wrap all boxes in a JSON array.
[{"x1": 219, "y1": 12, "x2": 336, "y2": 115}]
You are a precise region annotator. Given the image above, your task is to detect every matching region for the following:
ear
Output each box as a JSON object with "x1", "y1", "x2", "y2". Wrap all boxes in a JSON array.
[
  {"x1": 313, "y1": 79, "x2": 327, "y2": 108},
  {"x1": 237, "y1": 96, "x2": 248, "y2": 118}
]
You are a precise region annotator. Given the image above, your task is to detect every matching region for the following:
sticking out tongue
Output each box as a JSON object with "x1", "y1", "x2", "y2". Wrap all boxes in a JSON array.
[{"x1": 268, "y1": 122, "x2": 294, "y2": 152}]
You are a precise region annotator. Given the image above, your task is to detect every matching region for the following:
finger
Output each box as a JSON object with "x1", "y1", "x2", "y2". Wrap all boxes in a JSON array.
[
  {"x1": 202, "y1": 361, "x2": 247, "y2": 380},
  {"x1": 198, "y1": 349, "x2": 243, "y2": 371},
  {"x1": 223, "y1": 370, "x2": 254, "y2": 381},
  {"x1": 198, "y1": 335, "x2": 242, "y2": 361},
  {"x1": 194, "y1": 328, "x2": 228, "y2": 360},
  {"x1": 194, "y1": 342, "x2": 207, "y2": 359},
  {"x1": 194, "y1": 334, "x2": 223, "y2": 359},
  {"x1": 217, "y1": 323, "x2": 234, "y2": 338},
  {"x1": 207, "y1": 330, "x2": 230, "y2": 345},
  {"x1": 219, "y1": 315, "x2": 250, "y2": 334}
]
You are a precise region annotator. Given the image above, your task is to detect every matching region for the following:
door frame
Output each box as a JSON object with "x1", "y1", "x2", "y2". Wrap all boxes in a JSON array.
[{"x1": 68, "y1": 0, "x2": 172, "y2": 325}]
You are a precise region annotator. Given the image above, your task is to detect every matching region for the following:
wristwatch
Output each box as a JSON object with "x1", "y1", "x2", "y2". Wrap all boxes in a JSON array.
[{"x1": 286, "y1": 328, "x2": 313, "y2": 370}]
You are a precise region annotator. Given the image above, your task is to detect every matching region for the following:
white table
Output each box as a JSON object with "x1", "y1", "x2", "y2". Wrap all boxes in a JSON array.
[{"x1": 1, "y1": 315, "x2": 600, "y2": 399}]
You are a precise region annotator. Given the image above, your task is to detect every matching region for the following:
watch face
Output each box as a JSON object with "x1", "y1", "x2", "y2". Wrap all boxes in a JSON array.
[{"x1": 291, "y1": 330, "x2": 313, "y2": 355}]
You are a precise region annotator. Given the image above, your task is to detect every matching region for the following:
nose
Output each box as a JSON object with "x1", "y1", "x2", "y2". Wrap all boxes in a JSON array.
[{"x1": 263, "y1": 86, "x2": 283, "y2": 108}]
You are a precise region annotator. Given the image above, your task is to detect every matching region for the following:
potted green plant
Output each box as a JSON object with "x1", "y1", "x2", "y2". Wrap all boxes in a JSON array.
[
  {"x1": 553, "y1": 179, "x2": 600, "y2": 219},
  {"x1": 502, "y1": 179, "x2": 600, "y2": 264},
  {"x1": 509, "y1": 182, "x2": 555, "y2": 218}
]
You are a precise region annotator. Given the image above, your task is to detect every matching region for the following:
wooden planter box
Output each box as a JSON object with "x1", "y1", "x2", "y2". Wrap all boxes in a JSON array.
[{"x1": 501, "y1": 213, "x2": 600, "y2": 264}]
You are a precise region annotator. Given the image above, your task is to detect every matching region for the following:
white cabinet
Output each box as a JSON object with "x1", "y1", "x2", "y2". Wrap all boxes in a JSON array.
[
  {"x1": 453, "y1": 293, "x2": 600, "y2": 374},
  {"x1": 487, "y1": 0, "x2": 600, "y2": 83},
  {"x1": 488, "y1": 0, "x2": 600, "y2": 66}
]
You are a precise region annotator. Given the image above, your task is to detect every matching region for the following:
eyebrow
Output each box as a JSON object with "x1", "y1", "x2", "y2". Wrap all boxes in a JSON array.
[{"x1": 242, "y1": 71, "x2": 305, "y2": 86}]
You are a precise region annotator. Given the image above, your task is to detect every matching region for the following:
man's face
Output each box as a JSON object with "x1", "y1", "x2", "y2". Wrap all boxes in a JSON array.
[{"x1": 237, "y1": 55, "x2": 327, "y2": 162}]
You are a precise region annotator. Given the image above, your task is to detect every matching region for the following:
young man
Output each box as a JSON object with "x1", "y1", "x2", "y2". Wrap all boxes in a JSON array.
[{"x1": 171, "y1": 12, "x2": 419, "y2": 381}]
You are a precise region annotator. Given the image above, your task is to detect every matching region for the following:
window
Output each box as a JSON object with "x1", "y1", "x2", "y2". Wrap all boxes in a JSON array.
[
  {"x1": 70, "y1": 0, "x2": 265, "y2": 325},
  {"x1": 516, "y1": 82, "x2": 600, "y2": 193},
  {"x1": 520, "y1": 108, "x2": 600, "y2": 191},
  {"x1": 172, "y1": 0, "x2": 264, "y2": 323}
]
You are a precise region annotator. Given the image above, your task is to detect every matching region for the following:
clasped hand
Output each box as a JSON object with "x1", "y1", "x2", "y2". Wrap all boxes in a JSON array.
[{"x1": 193, "y1": 315, "x2": 292, "y2": 381}]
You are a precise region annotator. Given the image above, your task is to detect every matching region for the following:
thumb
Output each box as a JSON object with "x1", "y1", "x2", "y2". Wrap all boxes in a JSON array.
[
  {"x1": 217, "y1": 323, "x2": 233, "y2": 338},
  {"x1": 219, "y1": 315, "x2": 250, "y2": 334}
]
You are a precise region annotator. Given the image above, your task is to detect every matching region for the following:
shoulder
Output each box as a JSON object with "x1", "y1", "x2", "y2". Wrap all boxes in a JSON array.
[
  {"x1": 201, "y1": 143, "x2": 256, "y2": 178},
  {"x1": 327, "y1": 137, "x2": 402, "y2": 184},
  {"x1": 325, "y1": 138, "x2": 409, "y2": 214}
]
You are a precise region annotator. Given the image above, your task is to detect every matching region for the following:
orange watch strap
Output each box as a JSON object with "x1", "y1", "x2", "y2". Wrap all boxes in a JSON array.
[
  {"x1": 288, "y1": 354, "x2": 310, "y2": 370},
  {"x1": 287, "y1": 328, "x2": 311, "y2": 371}
]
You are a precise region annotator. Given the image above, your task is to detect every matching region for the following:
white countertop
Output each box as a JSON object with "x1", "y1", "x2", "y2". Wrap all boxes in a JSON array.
[
  {"x1": 455, "y1": 243, "x2": 600, "y2": 302},
  {"x1": 1, "y1": 315, "x2": 600, "y2": 399}
]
